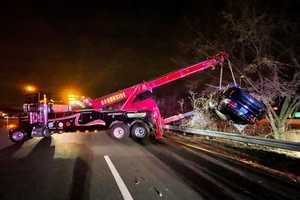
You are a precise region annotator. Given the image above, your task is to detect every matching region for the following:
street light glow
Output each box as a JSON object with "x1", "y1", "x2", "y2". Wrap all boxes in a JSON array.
[
  {"x1": 8, "y1": 124, "x2": 16, "y2": 129},
  {"x1": 24, "y1": 85, "x2": 37, "y2": 93},
  {"x1": 61, "y1": 87, "x2": 82, "y2": 104},
  {"x1": 62, "y1": 88, "x2": 80, "y2": 98},
  {"x1": 0, "y1": 111, "x2": 7, "y2": 117},
  {"x1": 68, "y1": 94, "x2": 76, "y2": 98}
]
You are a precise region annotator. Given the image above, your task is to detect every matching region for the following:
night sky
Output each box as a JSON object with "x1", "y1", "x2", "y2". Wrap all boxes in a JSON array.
[{"x1": 0, "y1": 0, "x2": 298, "y2": 107}]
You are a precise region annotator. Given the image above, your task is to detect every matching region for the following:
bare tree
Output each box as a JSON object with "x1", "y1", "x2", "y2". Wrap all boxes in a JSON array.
[{"x1": 243, "y1": 58, "x2": 300, "y2": 139}]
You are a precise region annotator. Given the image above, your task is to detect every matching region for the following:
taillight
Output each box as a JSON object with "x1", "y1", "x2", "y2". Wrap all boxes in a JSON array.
[
  {"x1": 65, "y1": 121, "x2": 71, "y2": 127},
  {"x1": 228, "y1": 100, "x2": 238, "y2": 109}
]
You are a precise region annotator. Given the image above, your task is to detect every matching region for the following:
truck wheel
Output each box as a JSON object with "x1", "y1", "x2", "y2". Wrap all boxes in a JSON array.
[
  {"x1": 9, "y1": 129, "x2": 27, "y2": 143},
  {"x1": 110, "y1": 122, "x2": 129, "y2": 140},
  {"x1": 131, "y1": 122, "x2": 149, "y2": 141}
]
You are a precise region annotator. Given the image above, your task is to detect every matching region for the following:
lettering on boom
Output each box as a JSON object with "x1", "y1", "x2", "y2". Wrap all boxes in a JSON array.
[{"x1": 101, "y1": 92, "x2": 126, "y2": 106}]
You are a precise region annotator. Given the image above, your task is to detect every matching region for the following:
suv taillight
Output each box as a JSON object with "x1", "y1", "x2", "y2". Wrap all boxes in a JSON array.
[{"x1": 228, "y1": 100, "x2": 238, "y2": 109}]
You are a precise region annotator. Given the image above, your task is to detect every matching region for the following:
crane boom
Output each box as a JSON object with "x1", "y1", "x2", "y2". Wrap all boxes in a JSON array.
[{"x1": 91, "y1": 52, "x2": 228, "y2": 110}]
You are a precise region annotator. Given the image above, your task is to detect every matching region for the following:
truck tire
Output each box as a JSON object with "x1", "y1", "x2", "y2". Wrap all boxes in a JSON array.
[
  {"x1": 110, "y1": 122, "x2": 129, "y2": 140},
  {"x1": 9, "y1": 129, "x2": 28, "y2": 143},
  {"x1": 131, "y1": 122, "x2": 150, "y2": 141}
]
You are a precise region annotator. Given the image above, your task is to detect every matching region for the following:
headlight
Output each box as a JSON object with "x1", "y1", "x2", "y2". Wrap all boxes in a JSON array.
[
  {"x1": 48, "y1": 122, "x2": 54, "y2": 128},
  {"x1": 126, "y1": 112, "x2": 146, "y2": 118}
]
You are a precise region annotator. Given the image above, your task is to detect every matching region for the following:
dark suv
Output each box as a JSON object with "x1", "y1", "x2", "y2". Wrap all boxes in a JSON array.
[{"x1": 218, "y1": 85, "x2": 266, "y2": 124}]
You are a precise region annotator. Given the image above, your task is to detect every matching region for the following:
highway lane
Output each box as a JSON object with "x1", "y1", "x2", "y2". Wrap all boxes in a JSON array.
[
  {"x1": 0, "y1": 128, "x2": 299, "y2": 200},
  {"x1": 0, "y1": 130, "x2": 202, "y2": 200}
]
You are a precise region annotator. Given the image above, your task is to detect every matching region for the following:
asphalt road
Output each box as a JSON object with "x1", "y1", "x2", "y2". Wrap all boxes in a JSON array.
[{"x1": 0, "y1": 128, "x2": 299, "y2": 200}]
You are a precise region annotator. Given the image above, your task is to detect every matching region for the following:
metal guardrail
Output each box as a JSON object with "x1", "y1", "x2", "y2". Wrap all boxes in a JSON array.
[{"x1": 163, "y1": 125, "x2": 300, "y2": 152}]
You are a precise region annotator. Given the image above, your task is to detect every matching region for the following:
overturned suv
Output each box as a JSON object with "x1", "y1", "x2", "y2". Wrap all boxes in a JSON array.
[{"x1": 213, "y1": 85, "x2": 266, "y2": 124}]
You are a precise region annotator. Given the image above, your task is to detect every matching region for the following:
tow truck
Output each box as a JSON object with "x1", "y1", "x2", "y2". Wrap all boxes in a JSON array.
[{"x1": 8, "y1": 52, "x2": 266, "y2": 143}]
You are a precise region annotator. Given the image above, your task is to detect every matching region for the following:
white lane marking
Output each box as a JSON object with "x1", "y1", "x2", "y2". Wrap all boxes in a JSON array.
[{"x1": 104, "y1": 155, "x2": 134, "y2": 200}]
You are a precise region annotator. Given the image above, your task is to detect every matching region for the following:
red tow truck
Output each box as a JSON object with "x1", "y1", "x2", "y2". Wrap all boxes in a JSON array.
[{"x1": 8, "y1": 52, "x2": 263, "y2": 143}]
